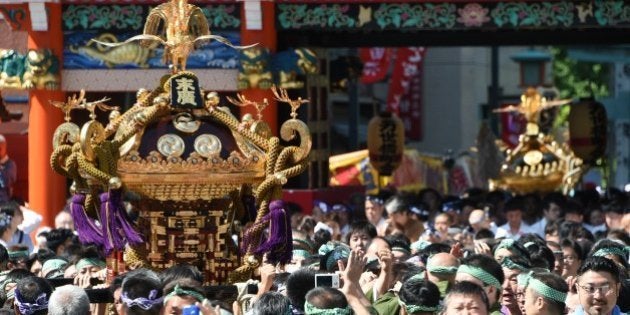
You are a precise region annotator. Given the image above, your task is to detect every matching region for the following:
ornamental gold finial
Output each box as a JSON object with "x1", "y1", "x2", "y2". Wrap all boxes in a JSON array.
[
  {"x1": 227, "y1": 94, "x2": 269, "y2": 121},
  {"x1": 492, "y1": 87, "x2": 570, "y2": 123},
  {"x1": 271, "y1": 85, "x2": 308, "y2": 119},
  {"x1": 81, "y1": 96, "x2": 116, "y2": 120},
  {"x1": 50, "y1": 89, "x2": 86, "y2": 122}
]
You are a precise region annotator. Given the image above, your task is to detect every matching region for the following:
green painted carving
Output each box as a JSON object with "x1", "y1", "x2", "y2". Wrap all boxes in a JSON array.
[
  {"x1": 491, "y1": 2, "x2": 574, "y2": 28},
  {"x1": 277, "y1": 4, "x2": 356, "y2": 29},
  {"x1": 23, "y1": 49, "x2": 60, "y2": 90},
  {"x1": 594, "y1": 1, "x2": 630, "y2": 26},
  {"x1": 63, "y1": 5, "x2": 144, "y2": 30},
  {"x1": 374, "y1": 3, "x2": 456, "y2": 29},
  {"x1": 0, "y1": 50, "x2": 26, "y2": 89},
  {"x1": 201, "y1": 5, "x2": 240, "y2": 29},
  {"x1": 0, "y1": 49, "x2": 60, "y2": 90}
]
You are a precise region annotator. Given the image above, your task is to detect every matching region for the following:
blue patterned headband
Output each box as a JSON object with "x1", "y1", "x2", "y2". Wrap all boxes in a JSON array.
[
  {"x1": 121, "y1": 289, "x2": 163, "y2": 310},
  {"x1": 14, "y1": 289, "x2": 48, "y2": 315}
]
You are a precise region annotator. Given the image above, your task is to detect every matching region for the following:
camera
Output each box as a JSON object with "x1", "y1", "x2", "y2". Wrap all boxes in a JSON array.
[{"x1": 315, "y1": 273, "x2": 340, "y2": 288}]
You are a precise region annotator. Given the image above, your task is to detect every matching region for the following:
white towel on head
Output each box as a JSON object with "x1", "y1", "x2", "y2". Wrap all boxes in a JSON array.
[{"x1": 314, "y1": 222, "x2": 333, "y2": 235}]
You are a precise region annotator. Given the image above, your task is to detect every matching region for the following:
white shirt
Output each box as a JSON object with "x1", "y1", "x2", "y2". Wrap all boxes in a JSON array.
[
  {"x1": 17, "y1": 205, "x2": 43, "y2": 235},
  {"x1": 10, "y1": 229, "x2": 34, "y2": 253},
  {"x1": 583, "y1": 223, "x2": 607, "y2": 235},
  {"x1": 494, "y1": 222, "x2": 533, "y2": 240},
  {"x1": 530, "y1": 217, "x2": 547, "y2": 238}
]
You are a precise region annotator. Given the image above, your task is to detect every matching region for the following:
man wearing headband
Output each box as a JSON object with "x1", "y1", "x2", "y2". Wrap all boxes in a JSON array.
[
  {"x1": 365, "y1": 194, "x2": 387, "y2": 235},
  {"x1": 398, "y1": 277, "x2": 441, "y2": 315},
  {"x1": 163, "y1": 280, "x2": 207, "y2": 314},
  {"x1": 74, "y1": 257, "x2": 106, "y2": 289},
  {"x1": 500, "y1": 256, "x2": 531, "y2": 315},
  {"x1": 442, "y1": 281, "x2": 490, "y2": 315},
  {"x1": 318, "y1": 242, "x2": 350, "y2": 272},
  {"x1": 13, "y1": 276, "x2": 52, "y2": 315},
  {"x1": 121, "y1": 269, "x2": 163, "y2": 315},
  {"x1": 493, "y1": 239, "x2": 530, "y2": 263},
  {"x1": 48, "y1": 284, "x2": 90, "y2": 315},
  {"x1": 589, "y1": 239, "x2": 629, "y2": 272},
  {"x1": 384, "y1": 195, "x2": 425, "y2": 242},
  {"x1": 7, "y1": 245, "x2": 29, "y2": 270},
  {"x1": 425, "y1": 253, "x2": 459, "y2": 298},
  {"x1": 522, "y1": 272, "x2": 568, "y2": 315},
  {"x1": 41, "y1": 257, "x2": 68, "y2": 279},
  {"x1": 574, "y1": 257, "x2": 624, "y2": 315},
  {"x1": 304, "y1": 287, "x2": 351, "y2": 315},
  {"x1": 455, "y1": 254, "x2": 505, "y2": 315}
]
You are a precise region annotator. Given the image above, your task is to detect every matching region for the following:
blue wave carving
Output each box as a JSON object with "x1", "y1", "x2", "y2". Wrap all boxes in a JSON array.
[{"x1": 63, "y1": 31, "x2": 240, "y2": 70}]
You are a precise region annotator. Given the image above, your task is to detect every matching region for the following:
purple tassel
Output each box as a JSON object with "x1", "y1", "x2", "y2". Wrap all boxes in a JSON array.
[
  {"x1": 99, "y1": 189, "x2": 143, "y2": 255},
  {"x1": 70, "y1": 194, "x2": 103, "y2": 246},
  {"x1": 241, "y1": 212, "x2": 269, "y2": 255},
  {"x1": 253, "y1": 200, "x2": 293, "y2": 265}
]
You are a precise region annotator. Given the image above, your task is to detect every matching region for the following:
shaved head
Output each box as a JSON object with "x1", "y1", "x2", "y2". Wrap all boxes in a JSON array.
[
  {"x1": 468, "y1": 210, "x2": 485, "y2": 225},
  {"x1": 427, "y1": 253, "x2": 460, "y2": 296},
  {"x1": 429, "y1": 253, "x2": 459, "y2": 268}
]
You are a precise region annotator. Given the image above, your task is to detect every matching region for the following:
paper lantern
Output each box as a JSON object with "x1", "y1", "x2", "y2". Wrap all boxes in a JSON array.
[
  {"x1": 367, "y1": 112, "x2": 405, "y2": 176},
  {"x1": 568, "y1": 98, "x2": 607, "y2": 164}
]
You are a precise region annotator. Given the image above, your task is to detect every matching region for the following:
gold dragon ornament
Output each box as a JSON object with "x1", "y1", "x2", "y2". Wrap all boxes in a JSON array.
[
  {"x1": 92, "y1": 0, "x2": 255, "y2": 73},
  {"x1": 51, "y1": 0, "x2": 311, "y2": 283},
  {"x1": 489, "y1": 88, "x2": 585, "y2": 194}
]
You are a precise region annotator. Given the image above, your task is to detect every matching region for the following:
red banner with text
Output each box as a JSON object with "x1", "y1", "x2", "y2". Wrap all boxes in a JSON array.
[
  {"x1": 359, "y1": 47, "x2": 392, "y2": 84},
  {"x1": 387, "y1": 47, "x2": 426, "y2": 141}
]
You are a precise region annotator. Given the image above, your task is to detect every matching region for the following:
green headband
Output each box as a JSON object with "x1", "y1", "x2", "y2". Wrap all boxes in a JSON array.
[
  {"x1": 494, "y1": 239, "x2": 516, "y2": 255},
  {"x1": 293, "y1": 249, "x2": 312, "y2": 259},
  {"x1": 304, "y1": 301, "x2": 352, "y2": 315},
  {"x1": 426, "y1": 258, "x2": 458, "y2": 274},
  {"x1": 409, "y1": 273, "x2": 425, "y2": 282},
  {"x1": 411, "y1": 240, "x2": 431, "y2": 252},
  {"x1": 517, "y1": 271, "x2": 533, "y2": 287},
  {"x1": 42, "y1": 259, "x2": 68, "y2": 275},
  {"x1": 75, "y1": 258, "x2": 106, "y2": 271},
  {"x1": 8, "y1": 250, "x2": 29, "y2": 261},
  {"x1": 398, "y1": 299, "x2": 440, "y2": 314},
  {"x1": 592, "y1": 247, "x2": 628, "y2": 259},
  {"x1": 164, "y1": 285, "x2": 205, "y2": 304},
  {"x1": 528, "y1": 278, "x2": 567, "y2": 303},
  {"x1": 457, "y1": 265, "x2": 501, "y2": 289},
  {"x1": 500, "y1": 257, "x2": 529, "y2": 272}
]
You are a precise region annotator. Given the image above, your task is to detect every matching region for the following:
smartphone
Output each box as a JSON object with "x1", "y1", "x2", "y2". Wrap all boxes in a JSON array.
[
  {"x1": 247, "y1": 283, "x2": 258, "y2": 295},
  {"x1": 183, "y1": 305, "x2": 200, "y2": 315},
  {"x1": 315, "y1": 273, "x2": 340, "y2": 288}
]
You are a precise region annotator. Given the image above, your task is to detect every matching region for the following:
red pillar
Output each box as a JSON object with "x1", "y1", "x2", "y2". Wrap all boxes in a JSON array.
[
  {"x1": 27, "y1": 2, "x2": 65, "y2": 227},
  {"x1": 240, "y1": 1, "x2": 278, "y2": 134}
]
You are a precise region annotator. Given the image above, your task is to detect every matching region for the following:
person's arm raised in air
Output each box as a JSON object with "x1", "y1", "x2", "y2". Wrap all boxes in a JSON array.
[{"x1": 339, "y1": 249, "x2": 372, "y2": 315}]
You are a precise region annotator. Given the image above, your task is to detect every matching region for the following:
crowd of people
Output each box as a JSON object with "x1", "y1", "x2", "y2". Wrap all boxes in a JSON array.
[
  {"x1": 0, "y1": 130, "x2": 628, "y2": 315},
  {"x1": 0, "y1": 186, "x2": 625, "y2": 315}
]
